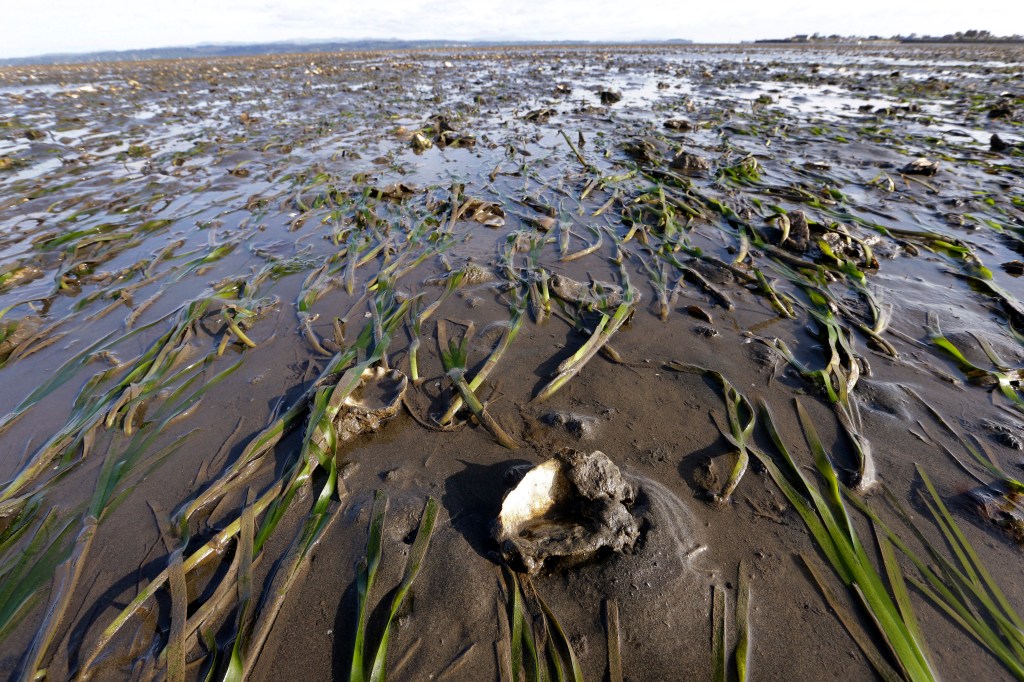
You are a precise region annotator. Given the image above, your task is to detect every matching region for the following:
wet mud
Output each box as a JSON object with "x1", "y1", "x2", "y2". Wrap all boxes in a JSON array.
[{"x1": 1, "y1": 43, "x2": 1023, "y2": 680}]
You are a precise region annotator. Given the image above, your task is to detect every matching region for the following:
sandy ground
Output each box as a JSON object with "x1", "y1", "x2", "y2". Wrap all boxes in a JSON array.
[{"x1": 1, "y1": 43, "x2": 1023, "y2": 680}]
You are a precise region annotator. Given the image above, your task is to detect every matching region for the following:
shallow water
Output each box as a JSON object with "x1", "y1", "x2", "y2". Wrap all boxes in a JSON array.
[{"x1": 1, "y1": 43, "x2": 1023, "y2": 680}]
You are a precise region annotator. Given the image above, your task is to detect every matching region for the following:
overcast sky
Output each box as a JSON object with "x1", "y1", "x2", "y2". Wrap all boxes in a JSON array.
[{"x1": 2, "y1": 0, "x2": 1022, "y2": 59}]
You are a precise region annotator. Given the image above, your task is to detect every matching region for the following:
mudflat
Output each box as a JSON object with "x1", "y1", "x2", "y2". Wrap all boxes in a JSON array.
[{"x1": 1, "y1": 43, "x2": 1023, "y2": 681}]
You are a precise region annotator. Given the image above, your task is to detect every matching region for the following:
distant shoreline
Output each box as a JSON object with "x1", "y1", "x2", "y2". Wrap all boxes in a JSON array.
[{"x1": 3, "y1": 38, "x2": 1023, "y2": 69}]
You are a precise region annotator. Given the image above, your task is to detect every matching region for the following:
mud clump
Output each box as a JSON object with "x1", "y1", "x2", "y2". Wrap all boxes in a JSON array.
[
  {"x1": 970, "y1": 482, "x2": 1024, "y2": 544},
  {"x1": 541, "y1": 411, "x2": 599, "y2": 440},
  {"x1": 669, "y1": 151, "x2": 710, "y2": 176},
  {"x1": 494, "y1": 449, "x2": 640, "y2": 574},
  {"x1": 781, "y1": 209, "x2": 811, "y2": 252},
  {"x1": 664, "y1": 118, "x2": 694, "y2": 132},
  {"x1": 548, "y1": 273, "x2": 631, "y2": 308}
]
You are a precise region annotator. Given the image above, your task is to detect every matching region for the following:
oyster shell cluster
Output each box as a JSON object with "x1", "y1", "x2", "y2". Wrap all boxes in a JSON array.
[{"x1": 494, "y1": 449, "x2": 640, "y2": 574}]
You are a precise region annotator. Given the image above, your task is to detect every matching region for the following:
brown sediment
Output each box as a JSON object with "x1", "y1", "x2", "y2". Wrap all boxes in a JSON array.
[{"x1": 0, "y1": 42, "x2": 1023, "y2": 681}]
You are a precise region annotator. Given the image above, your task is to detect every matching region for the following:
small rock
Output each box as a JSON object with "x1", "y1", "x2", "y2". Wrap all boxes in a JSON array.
[
  {"x1": 598, "y1": 90, "x2": 622, "y2": 105},
  {"x1": 669, "y1": 151, "x2": 710, "y2": 176},
  {"x1": 523, "y1": 108, "x2": 557, "y2": 123},
  {"x1": 686, "y1": 305, "x2": 713, "y2": 323},
  {"x1": 901, "y1": 158, "x2": 939, "y2": 176},
  {"x1": 1001, "y1": 261, "x2": 1024, "y2": 277},
  {"x1": 984, "y1": 419, "x2": 1024, "y2": 450},
  {"x1": 549, "y1": 274, "x2": 634, "y2": 308},
  {"x1": 664, "y1": 119, "x2": 693, "y2": 132},
  {"x1": 782, "y1": 209, "x2": 811, "y2": 253},
  {"x1": 988, "y1": 100, "x2": 1014, "y2": 119}
]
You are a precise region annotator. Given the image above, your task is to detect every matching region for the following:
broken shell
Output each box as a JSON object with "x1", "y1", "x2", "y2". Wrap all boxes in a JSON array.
[
  {"x1": 494, "y1": 449, "x2": 640, "y2": 574},
  {"x1": 333, "y1": 366, "x2": 408, "y2": 441}
]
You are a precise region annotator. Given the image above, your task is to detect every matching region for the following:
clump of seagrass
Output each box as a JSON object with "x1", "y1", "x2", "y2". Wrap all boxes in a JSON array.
[{"x1": 494, "y1": 449, "x2": 639, "y2": 574}]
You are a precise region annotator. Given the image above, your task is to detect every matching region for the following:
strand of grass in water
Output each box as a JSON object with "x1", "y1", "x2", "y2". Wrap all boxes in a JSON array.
[
  {"x1": 439, "y1": 305, "x2": 524, "y2": 426},
  {"x1": 847, "y1": 480, "x2": 1024, "y2": 677},
  {"x1": 606, "y1": 598, "x2": 622, "y2": 682},
  {"x1": 751, "y1": 399, "x2": 935, "y2": 680},
  {"x1": 534, "y1": 301, "x2": 632, "y2": 403},
  {"x1": 735, "y1": 561, "x2": 751, "y2": 682},
  {"x1": 350, "y1": 491, "x2": 387, "y2": 682},
  {"x1": 10, "y1": 357, "x2": 241, "y2": 672},
  {"x1": 367, "y1": 497, "x2": 439, "y2": 682}
]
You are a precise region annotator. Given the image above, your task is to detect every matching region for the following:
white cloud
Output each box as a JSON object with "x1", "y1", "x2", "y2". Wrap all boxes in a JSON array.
[{"x1": 1, "y1": 0, "x2": 1022, "y2": 58}]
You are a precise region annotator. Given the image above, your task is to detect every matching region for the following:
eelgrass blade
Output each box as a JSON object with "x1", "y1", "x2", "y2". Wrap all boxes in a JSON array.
[
  {"x1": 875, "y1": 524, "x2": 932, "y2": 672},
  {"x1": 712, "y1": 586, "x2": 727, "y2": 682},
  {"x1": 448, "y1": 368, "x2": 520, "y2": 449},
  {"x1": 753, "y1": 399, "x2": 935, "y2": 681},
  {"x1": 605, "y1": 599, "x2": 622, "y2": 682},
  {"x1": 534, "y1": 301, "x2": 632, "y2": 403},
  {"x1": 19, "y1": 515, "x2": 97, "y2": 680},
  {"x1": 81, "y1": 481, "x2": 283, "y2": 673},
  {"x1": 735, "y1": 561, "x2": 751, "y2": 682},
  {"x1": 849, "y1": 487, "x2": 1024, "y2": 677},
  {"x1": 502, "y1": 567, "x2": 524, "y2": 681},
  {"x1": 439, "y1": 306, "x2": 524, "y2": 426},
  {"x1": 665, "y1": 363, "x2": 753, "y2": 503},
  {"x1": 223, "y1": 496, "x2": 256, "y2": 682},
  {"x1": 242, "y1": 458, "x2": 341, "y2": 680},
  {"x1": 0, "y1": 510, "x2": 76, "y2": 645},
  {"x1": 368, "y1": 497, "x2": 440, "y2": 682},
  {"x1": 537, "y1": 592, "x2": 583, "y2": 682},
  {"x1": 167, "y1": 548, "x2": 187, "y2": 682},
  {"x1": 351, "y1": 490, "x2": 387, "y2": 682},
  {"x1": 799, "y1": 554, "x2": 902, "y2": 682}
]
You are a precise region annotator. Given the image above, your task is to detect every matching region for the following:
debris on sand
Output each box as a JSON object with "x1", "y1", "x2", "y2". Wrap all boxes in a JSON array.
[
  {"x1": 460, "y1": 197, "x2": 506, "y2": 227},
  {"x1": 970, "y1": 481, "x2": 1024, "y2": 543},
  {"x1": 778, "y1": 209, "x2": 811, "y2": 253},
  {"x1": 541, "y1": 411, "x2": 599, "y2": 440},
  {"x1": 664, "y1": 118, "x2": 694, "y2": 132},
  {"x1": 523, "y1": 108, "x2": 557, "y2": 123},
  {"x1": 669, "y1": 151, "x2": 711, "y2": 176},
  {"x1": 1001, "y1": 261, "x2": 1024, "y2": 277},
  {"x1": 901, "y1": 157, "x2": 939, "y2": 176},
  {"x1": 548, "y1": 273, "x2": 631, "y2": 308},
  {"x1": 494, "y1": 449, "x2": 640, "y2": 573},
  {"x1": 411, "y1": 130, "x2": 433, "y2": 152},
  {"x1": 333, "y1": 367, "x2": 408, "y2": 442}
]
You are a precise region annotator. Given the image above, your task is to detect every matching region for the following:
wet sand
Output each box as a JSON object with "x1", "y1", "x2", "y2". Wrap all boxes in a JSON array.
[{"x1": 1, "y1": 43, "x2": 1023, "y2": 680}]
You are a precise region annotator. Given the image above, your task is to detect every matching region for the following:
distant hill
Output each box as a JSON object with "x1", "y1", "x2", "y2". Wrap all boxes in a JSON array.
[{"x1": 0, "y1": 38, "x2": 693, "y2": 67}]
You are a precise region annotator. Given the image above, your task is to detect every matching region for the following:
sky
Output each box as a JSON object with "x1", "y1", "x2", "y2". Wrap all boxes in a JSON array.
[{"x1": 2, "y1": 0, "x2": 1023, "y2": 59}]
